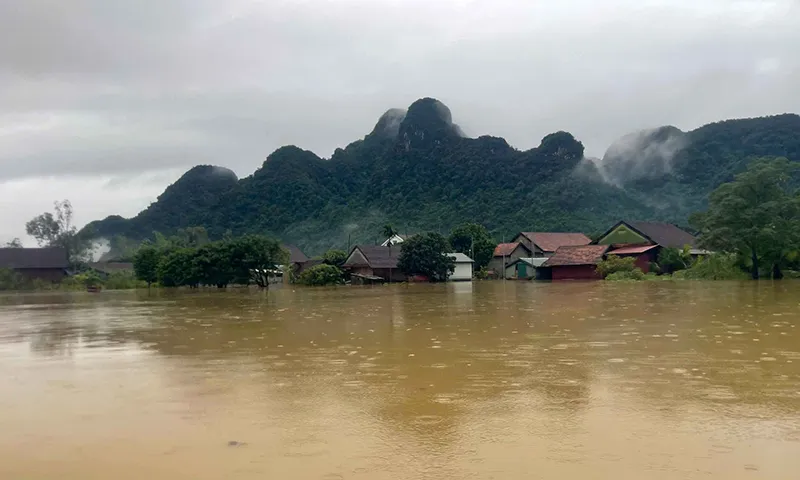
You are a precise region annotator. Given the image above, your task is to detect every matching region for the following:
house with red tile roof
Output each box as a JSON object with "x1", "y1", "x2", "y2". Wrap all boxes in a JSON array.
[
  {"x1": 538, "y1": 245, "x2": 610, "y2": 280},
  {"x1": 512, "y1": 232, "x2": 592, "y2": 256},
  {"x1": 487, "y1": 242, "x2": 531, "y2": 277}
]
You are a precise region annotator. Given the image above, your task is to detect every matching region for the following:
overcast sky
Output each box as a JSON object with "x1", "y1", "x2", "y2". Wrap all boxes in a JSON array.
[{"x1": 1, "y1": 0, "x2": 798, "y2": 244}]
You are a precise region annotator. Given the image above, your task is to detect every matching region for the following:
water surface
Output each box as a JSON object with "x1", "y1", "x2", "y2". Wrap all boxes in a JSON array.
[{"x1": 1, "y1": 281, "x2": 800, "y2": 479}]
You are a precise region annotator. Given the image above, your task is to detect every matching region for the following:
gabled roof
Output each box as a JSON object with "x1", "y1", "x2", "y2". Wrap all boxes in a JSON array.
[
  {"x1": 343, "y1": 245, "x2": 399, "y2": 269},
  {"x1": 518, "y1": 232, "x2": 591, "y2": 252},
  {"x1": 447, "y1": 252, "x2": 474, "y2": 263},
  {"x1": 507, "y1": 257, "x2": 549, "y2": 268},
  {"x1": 283, "y1": 244, "x2": 308, "y2": 264},
  {"x1": 541, "y1": 245, "x2": 609, "y2": 267},
  {"x1": 608, "y1": 245, "x2": 658, "y2": 255},
  {"x1": 0, "y1": 247, "x2": 68, "y2": 270},
  {"x1": 493, "y1": 242, "x2": 528, "y2": 257},
  {"x1": 627, "y1": 221, "x2": 697, "y2": 248}
]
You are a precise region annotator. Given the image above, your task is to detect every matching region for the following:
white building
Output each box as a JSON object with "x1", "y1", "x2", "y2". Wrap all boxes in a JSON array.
[{"x1": 447, "y1": 253, "x2": 474, "y2": 281}]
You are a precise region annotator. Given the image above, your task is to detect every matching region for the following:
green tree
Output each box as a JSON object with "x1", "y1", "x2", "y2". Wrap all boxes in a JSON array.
[
  {"x1": 596, "y1": 256, "x2": 639, "y2": 278},
  {"x1": 690, "y1": 157, "x2": 800, "y2": 279},
  {"x1": 298, "y1": 264, "x2": 344, "y2": 286},
  {"x1": 157, "y1": 248, "x2": 200, "y2": 287},
  {"x1": 448, "y1": 223, "x2": 495, "y2": 270},
  {"x1": 322, "y1": 249, "x2": 348, "y2": 268},
  {"x1": 398, "y1": 232, "x2": 455, "y2": 282},
  {"x1": 193, "y1": 241, "x2": 235, "y2": 288},
  {"x1": 133, "y1": 244, "x2": 161, "y2": 287},
  {"x1": 4, "y1": 238, "x2": 23, "y2": 248},
  {"x1": 657, "y1": 246, "x2": 692, "y2": 274},
  {"x1": 25, "y1": 200, "x2": 92, "y2": 266},
  {"x1": 227, "y1": 235, "x2": 287, "y2": 288},
  {"x1": 0, "y1": 268, "x2": 24, "y2": 290}
]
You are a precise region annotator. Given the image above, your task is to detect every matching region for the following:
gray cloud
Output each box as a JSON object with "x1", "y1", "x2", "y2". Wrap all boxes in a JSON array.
[{"x1": 1, "y1": 0, "x2": 799, "y2": 240}]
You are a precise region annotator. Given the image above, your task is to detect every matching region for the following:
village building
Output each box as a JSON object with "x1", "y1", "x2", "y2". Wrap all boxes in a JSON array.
[
  {"x1": 537, "y1": 245, "x2": 610, "y2": 280},
  {"x1": 512, "y1": 232, "x2": 592, "y2": 257},
  {"x1": 0, "y1": 247, "x2": 69, "y2": 282},
  {"x1": 504, "y1": 257, "x2": 549, "y2": 280},
  {"x1": 447, "y1": 253, "x2": 474, "y2": 281},
  {"x1": 487, "y1": 242, "x2": 531, "y2": 277},
  {"x1": 343, "y1": 245, "x2": 406, "y2": 283},
  {"x1": 595, "y1": 221, "x2": 701, "y2": 273}
]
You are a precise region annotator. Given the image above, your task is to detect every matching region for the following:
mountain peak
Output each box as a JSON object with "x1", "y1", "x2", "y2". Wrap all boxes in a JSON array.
[{"x1": 398, "y1": 98, "x2": 463, "y2": 149}]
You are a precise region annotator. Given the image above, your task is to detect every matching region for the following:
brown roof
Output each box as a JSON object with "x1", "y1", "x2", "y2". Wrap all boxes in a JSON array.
[
  {"x1": 343, "y1": 245, "x2": 399, "y2": 269},
  {"x1": 627, "y1": 222, "x2": 697, "y2": 248},
  {"x1": 541, "y1": 245, "x2": 609, "y2": 267},
  {"x1": 0, "y1": 247, "x2": 68, "y2": 270},
  {"x1": 494, "y1": 242, "x2": 522, "y2": 257},
  {"x1": 519, "y1": 232, "x2": 591, "y2": 252},
  {"x1": 283, "y1": 244, "x2": 308, "y2": 264}
]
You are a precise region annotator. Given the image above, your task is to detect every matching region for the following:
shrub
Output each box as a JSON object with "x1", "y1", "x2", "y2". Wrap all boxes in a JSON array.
[
  {"x1": 596, "y1": 256, "x2": 638, "y2": 278},
  {"x1": 104, "y1": 271, "x2": 147, "y2": 290},
  {"x1": 605, "y1": 269, "x2": 645, "y2": 281},
  {"x1": 674, "y1": 254, "x2": 748, "y2": 280},
  {"x1": 0, "y1": 268, "x2": 25, "y2": 291},
  {"x1": 298, "y1": 264, "x2": 344, "y2": 286}
]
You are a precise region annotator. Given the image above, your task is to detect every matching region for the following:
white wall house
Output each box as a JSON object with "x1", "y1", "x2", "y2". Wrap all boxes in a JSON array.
[{"x1": 448, "y1": 253, "x2": 474, "y2": 281}]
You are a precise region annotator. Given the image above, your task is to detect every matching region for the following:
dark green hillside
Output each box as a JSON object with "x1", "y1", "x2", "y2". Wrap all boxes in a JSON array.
[{"x1": 84, "y1": 99, "x2": 799, "y2": 254}]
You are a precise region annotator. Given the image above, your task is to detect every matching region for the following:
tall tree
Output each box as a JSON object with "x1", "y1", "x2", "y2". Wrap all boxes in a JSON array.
[
  {"x1": 25, "y1": 200, "x2": 92, "y2": 266},
  {"x1": 133, "y1": 244, "x2": 161, "y2": 288},
  {"x1": 690, "y1": 157, "x2": 800, "y2": 279},
  {"x1": 448, "y1": 223, "x2": 495, "y2": 270},
  {"x1": 227, "y1": 235, "x2": 288, "y2": 288},
  {"x1": 398, "y1": 232, "x2": 455, "y2": 282}
]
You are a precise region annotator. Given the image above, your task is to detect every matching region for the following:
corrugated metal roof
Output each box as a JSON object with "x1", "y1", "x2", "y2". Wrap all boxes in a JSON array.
[
  {"x1": 282, "y1": 244, "x2": 308, "y2": 264},
  {"x1": 541, "y1": 245, "x2": 609, "y2": 267},
  {"x1": 627, "y1": 221, "x2": 697, "y2": 248},
  {"x1": 507, "y1": 257, "x2": 549, "y2": 268},
  {"x1": 0, "y1": 247, "x2": 68, "y2": 269},
  {"x1": 447, "y1": 253, "x2": 474, "y2": 263},
  {"x1": 343, "y1": 245, "x2": 399, "y2": 269},
  {"x1": 520, "y1": 232, "x2": 591, "y2": 252},
  {"x1": 608, "y1": 245, "x2": 658, "y2": 255}
]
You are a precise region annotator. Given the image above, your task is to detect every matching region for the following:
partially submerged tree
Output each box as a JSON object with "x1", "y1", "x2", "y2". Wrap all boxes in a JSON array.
[
  {"x1": 690, "y1": 157, "x2": 800, "y2": 279},
  {"x1": 25, "y1": 200, "x2": 93, "y2": 267},
  {"x1": 448, "y1": 223, "x2": 495, "y2": 270},
  {"x1": 398, "y1": 232, "x2": 455, "y2": 282},
  {"x1": 133, "y1": 244, "x2": 161, "y2": 288}
]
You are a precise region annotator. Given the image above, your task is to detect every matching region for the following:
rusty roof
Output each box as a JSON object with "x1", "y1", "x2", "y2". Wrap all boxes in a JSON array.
[
  {"x1": 519, "y1": 232, "x2": 591, "y2": 252},
  {"x1": 493, "y1": 242, "x2": 521, "y2": 257},
  {"x1": 541, "y1": 245, "x2": 609, "y2": 267},
  {"x1": 608, "y1": 245, "x2": 658, "y2": 255},
  {"x1": 0, "y1": 247, "x2": 69, "y2": 270}
]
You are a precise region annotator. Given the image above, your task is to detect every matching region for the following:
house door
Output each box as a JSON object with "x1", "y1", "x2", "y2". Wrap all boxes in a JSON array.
[{"x1": 516, "y1": 263, "x2": 527, "y2": 279}]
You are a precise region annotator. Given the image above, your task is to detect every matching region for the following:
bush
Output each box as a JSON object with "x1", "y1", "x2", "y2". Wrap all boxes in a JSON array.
[
  {"x1": 297, "y1": 264, "x2": 344, "y2": 286},
  {"x1": 0, "y1": 268, "x2": 25, "y2": 291},
  {"x1": 596, "y1": 256, "x2": 638, "y2": 278},
  {"x1": 673, "y1": 254, "x2": 748, "y2": 280},
  {"x1": 104, "y1": 271, "x2": 147, "y2": 290},
  {"x1": 605, "y1": 269, "x2": 645, "y2": 281}
]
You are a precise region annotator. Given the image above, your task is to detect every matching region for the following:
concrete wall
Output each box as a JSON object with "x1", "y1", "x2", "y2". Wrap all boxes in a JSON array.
[{"x1": 450, "y1": 262, "x2": 473, "y2": 281}]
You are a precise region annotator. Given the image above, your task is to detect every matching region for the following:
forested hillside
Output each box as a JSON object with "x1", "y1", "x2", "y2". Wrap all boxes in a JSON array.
[{"x1": 85, "y1": 98, "x2": 800, "y2": 254}]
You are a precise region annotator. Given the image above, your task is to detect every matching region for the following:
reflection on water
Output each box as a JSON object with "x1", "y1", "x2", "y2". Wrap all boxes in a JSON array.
[{"x1": 2, "y1": 282, "x2": 800, "y2": 479}]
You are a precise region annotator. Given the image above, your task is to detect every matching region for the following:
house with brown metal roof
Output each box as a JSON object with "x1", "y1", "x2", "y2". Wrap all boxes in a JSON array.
[
  {"x1": 487, "y1": 242, "x2": 531, "y2": 277},
  {"x1": 0, "y1": 247, "x2": 69, "y2": 282},
  {"x1": 342, "y1": 245, "x2": 406, "y2": 283},
  {"x1": 595, "y1": 221, "x2": 700, "y2": 273},
  {"x1": 538, "y1": 245, "x2": 610, "y2": 280},
  {"x1": 512, "y1": 232, "x2": 592, "y2": 257}
]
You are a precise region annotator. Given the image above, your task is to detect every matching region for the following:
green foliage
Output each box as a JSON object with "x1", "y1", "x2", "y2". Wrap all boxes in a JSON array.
[
  {"x1": 605, "y1": 269, "x2": 645, "y2": 281},
  {"x1": 397, "y1": 232, "x2": 455, "y2": 282},
  {"x1": 690, "y1": 157, "x2": 800, "y2": 279},
  {"x1": 81, "y1": 104, "x2": 800, "y2": 255},
  {"x1": 448, "y1": 223, "x2": 495, "y2": 269},
  {"x1": 658, "y1": 246, "x2": 692, "y2": 274},
  {"x1": 4, "y1": 238, "x2": 23, "y2": 248},
  {"x1": 133, "y1": 245, "x2": 161, "y2": 286},
  {"x1": 0, "y1": 268, "x2": 24, "y2": 291},
  {"x1": 596, "y1": 256, "x2": 638, "y2": 278},
  {"x1": 103, "y1": 270, "x2": 146, "y2": 290},
  {"x1": 673, "y1": 254, "x2": 749, "y2": 280},
  {"x1": 298, "y1": 264, "x2": 344, "y2": 286},
  {"x1": 322, "y1": 249, "x2": 348, "y2": 268},
  {"x1": 26, "y1": 199, "x2": 93, "y2": 267},
  {"x1": 158, "y1": 248, "x2": 200, "y2": 287}
]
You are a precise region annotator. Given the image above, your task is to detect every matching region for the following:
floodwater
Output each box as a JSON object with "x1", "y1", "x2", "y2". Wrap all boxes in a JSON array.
[{"x1": 1, "y1": 282, "x2": 800, "y2": 479}]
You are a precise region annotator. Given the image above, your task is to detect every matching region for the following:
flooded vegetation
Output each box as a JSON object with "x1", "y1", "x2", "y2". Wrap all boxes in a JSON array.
[{"x1": 2, "y1": 281, "x2": 800, "y2": 479}]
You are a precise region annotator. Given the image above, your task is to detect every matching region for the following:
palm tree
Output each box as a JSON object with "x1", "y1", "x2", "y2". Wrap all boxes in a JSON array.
[{"x1": 382, "y1": 224, "x2": 398, "y2": 282}]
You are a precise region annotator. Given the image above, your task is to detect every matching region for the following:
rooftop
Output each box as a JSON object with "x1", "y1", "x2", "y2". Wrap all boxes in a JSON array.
[
  {"x1": 0, "y1": 247, "x2": 69, "y2": 270},
  {"x1": 541, "y1": 245, "x2": 609, "y2": 267},
  {"x1": 626, "y1": 221, "x2": 697, "y2": 248},
  {"x1": 344, "y1": 245, "x2": 400, "y2": 269},
  {"x1": 519, "y1": 232, "x2": 591, "y2": 252},
  {"x1": 494, "y1": 242, "x2": 521, "y2": 257},
  {"x1": 447, "y1": 252, "x2": 474, "y2": 263}
]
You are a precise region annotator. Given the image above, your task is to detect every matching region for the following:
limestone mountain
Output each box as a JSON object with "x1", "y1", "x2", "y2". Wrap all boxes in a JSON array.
[{"x1": 84, "y1": 98, "x2": 800, "y2": 254}]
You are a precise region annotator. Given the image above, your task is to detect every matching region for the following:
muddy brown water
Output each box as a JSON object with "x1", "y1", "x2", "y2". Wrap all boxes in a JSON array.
[{"x1": 1, "y1": 281, "x2": 800, "y2": 479}]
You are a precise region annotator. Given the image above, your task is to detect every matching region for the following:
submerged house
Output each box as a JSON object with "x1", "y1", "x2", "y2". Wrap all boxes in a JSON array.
[
  {"x1": 487, "y1": 242, "x2": 531, "y2": 277},
  {"x1": 512, "y1": 232, "x2": 592, "y2": 257},
  {"x1": 343, "y1": 245, "x2": 406, "y2": 283},
  {"x1": 505, "y1": 257, "x2": 549, "y2": 280},
  {"x1": 595, "y1": 221, "x2": 701, "y2": 273},
  {"x1": 0, "y1": 247, "x2": 69, "y2": 282},
  {"x1": 447, "y1": 253, "x2": 474, "y2": 281},
  {"x1": 537, "y1": 245, "x2": 610, "y2": 281}
]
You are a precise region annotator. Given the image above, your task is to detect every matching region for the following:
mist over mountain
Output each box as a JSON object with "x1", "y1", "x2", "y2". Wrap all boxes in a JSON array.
[{"x1": 85, "y1": 98, "x2": 800, "y2": 254}]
